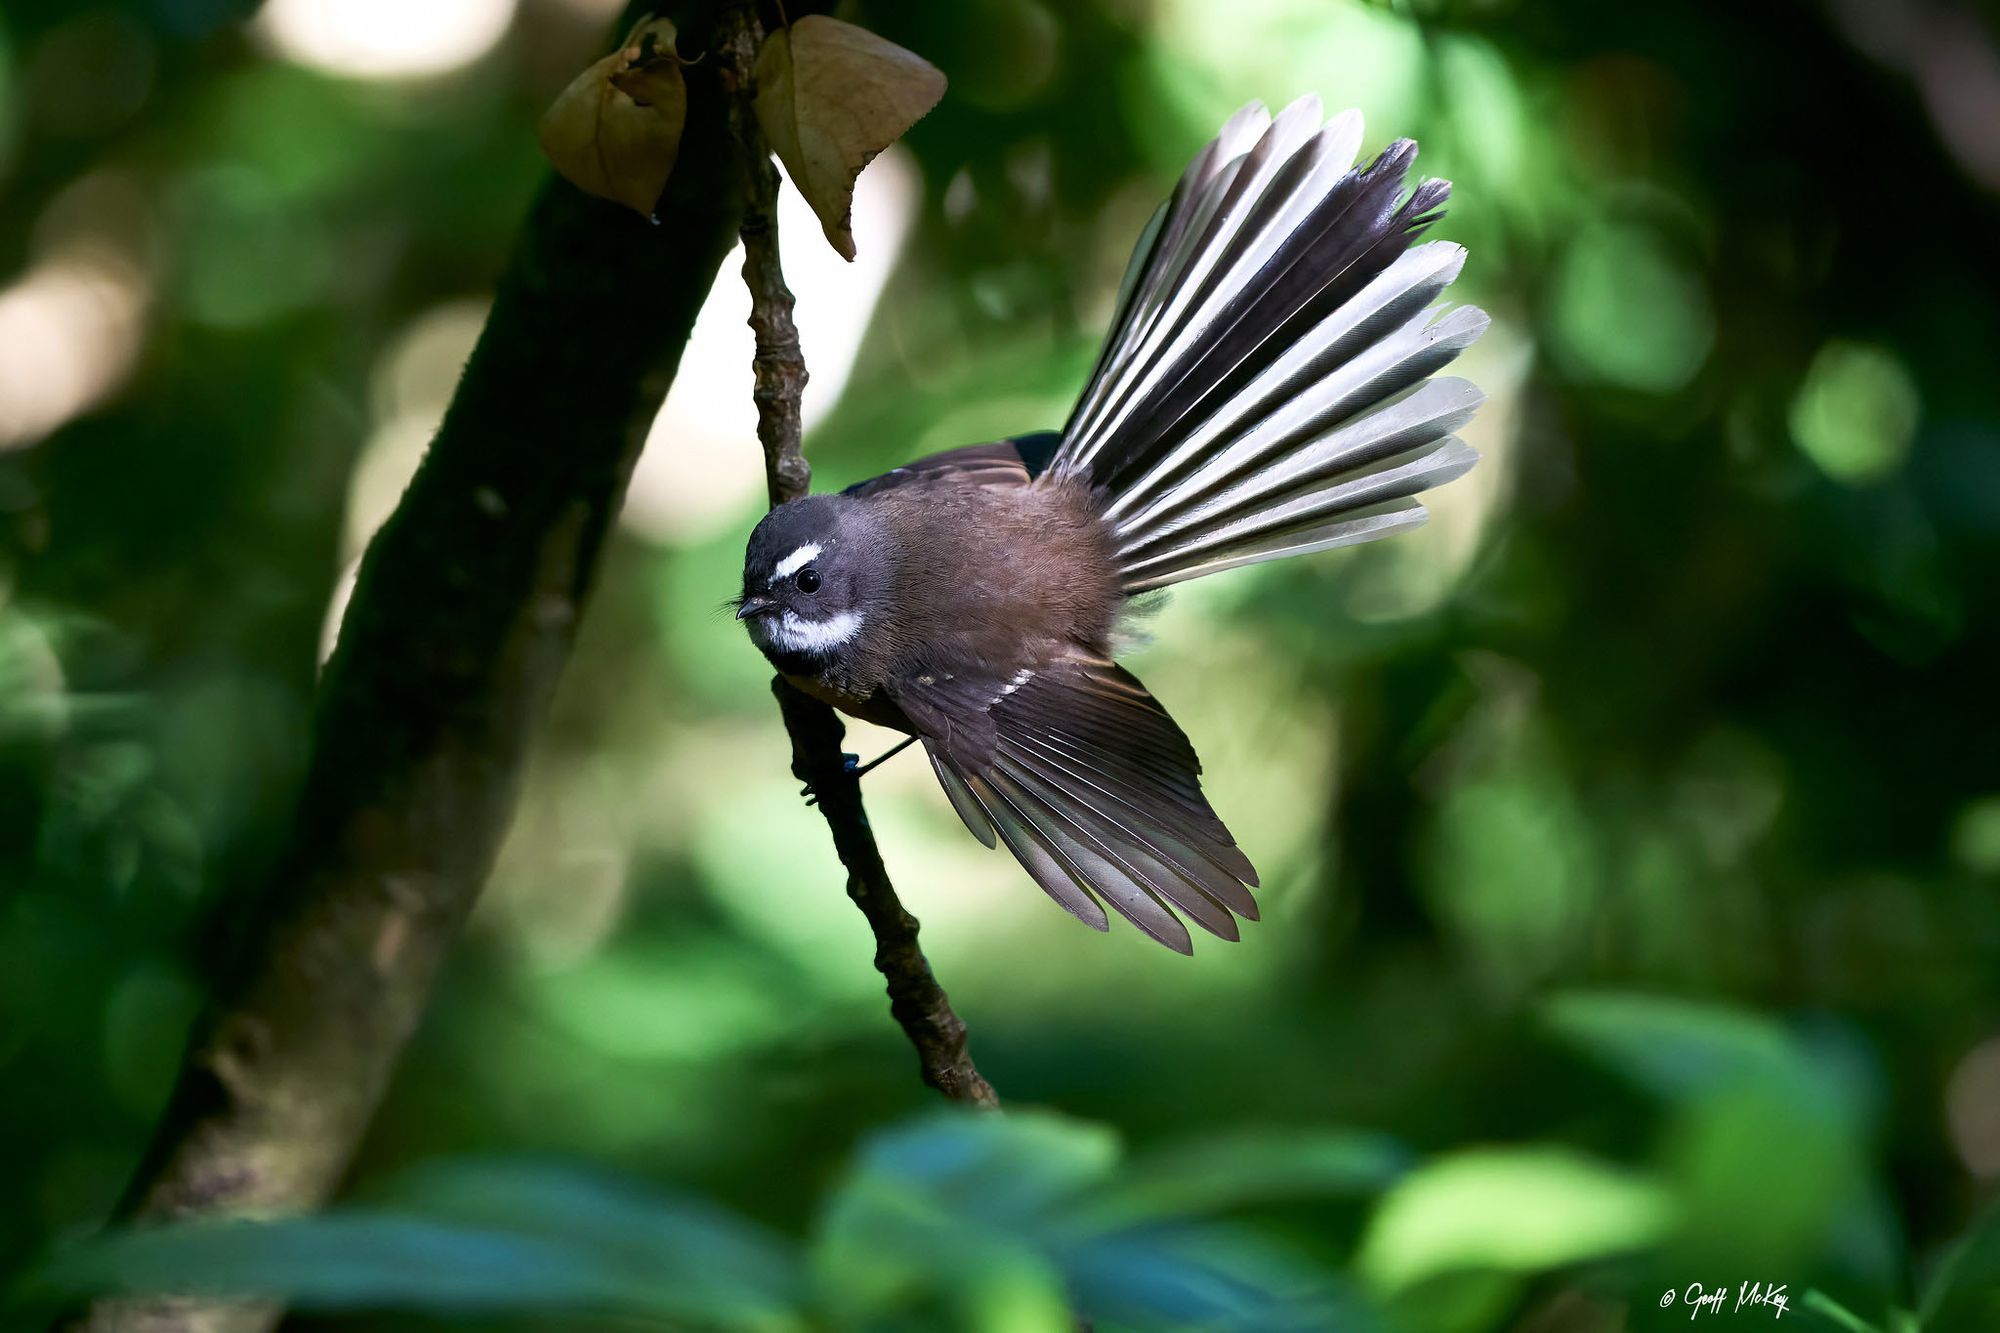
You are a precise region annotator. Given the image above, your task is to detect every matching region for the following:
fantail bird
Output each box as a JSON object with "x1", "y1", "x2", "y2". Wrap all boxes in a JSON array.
[{"x1": 738, "y1": 98, "x2": 1486, "y2": 953}]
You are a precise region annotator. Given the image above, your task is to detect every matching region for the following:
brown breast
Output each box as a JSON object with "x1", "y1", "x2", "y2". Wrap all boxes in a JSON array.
[{"x1": 784, "y1": 670, "x2": 910, "y2": 731}]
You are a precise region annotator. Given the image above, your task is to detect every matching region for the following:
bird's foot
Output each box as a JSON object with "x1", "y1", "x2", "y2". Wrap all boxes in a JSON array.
[
  {"x1": 802, "y1": 739, "x2": 916, "y2": 806},
  {"x1": 802, "y1": 753, "x2": 862, "y2": 807}
]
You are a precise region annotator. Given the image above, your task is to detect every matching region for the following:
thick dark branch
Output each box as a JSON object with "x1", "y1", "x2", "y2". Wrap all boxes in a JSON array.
[
  {"x1": 62, "y1": 6, "x2": 746, "y2": 1330},
  {"x1": 721, "y1": 1, "x2": 997, "y2": 1109}
]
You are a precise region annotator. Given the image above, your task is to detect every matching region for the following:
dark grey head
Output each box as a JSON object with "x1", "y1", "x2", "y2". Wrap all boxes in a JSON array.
[{"x1": 737, "y1": 494, "x2": 890, "y2": 668}]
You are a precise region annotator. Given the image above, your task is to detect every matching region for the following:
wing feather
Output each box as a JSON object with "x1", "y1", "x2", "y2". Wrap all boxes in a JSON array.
[
  {"x1": 895, "y1": 649, "x2": 1259, "y2": 950},
  {"x1": 984, "y1": 769, "x2": 1194, "y2": 953},
  {"x1": 999, "y1": 736, "x2": 1259, "y2": 915},
  {"x1": 962, "y1": 772, "x2": 1109, "y2": 931},
  {"x1": 999, "y1": 750, "x2": 1245, "y2": 936}
]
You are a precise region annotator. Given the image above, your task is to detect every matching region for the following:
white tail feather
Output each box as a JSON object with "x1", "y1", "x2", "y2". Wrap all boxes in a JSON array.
[
  {"x1": 1042, "y1": 101, "x2": 1486, "y2": 594},
  {"x1": 1102, "y1": 241, "x2": 1471, "y2": 525}
]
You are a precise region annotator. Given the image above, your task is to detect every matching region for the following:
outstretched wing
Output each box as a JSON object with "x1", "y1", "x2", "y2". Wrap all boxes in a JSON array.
[{"x1": 887, "y1": 648, "x2": 1259, "y2": 953}]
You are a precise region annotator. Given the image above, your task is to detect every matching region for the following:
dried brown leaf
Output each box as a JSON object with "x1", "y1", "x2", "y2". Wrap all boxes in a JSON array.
[
  {"x1": 754, "y1": 16, "x2": 946, "y2": 261},
  {"x1": 537, "y1": 17, "x2": 687, "y2": 217}
]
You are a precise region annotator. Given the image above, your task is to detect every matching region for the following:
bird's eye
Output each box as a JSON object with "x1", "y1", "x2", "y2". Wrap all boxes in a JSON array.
[{"x1": 795, "y1": 565, "x2": 821, "y2": 594}]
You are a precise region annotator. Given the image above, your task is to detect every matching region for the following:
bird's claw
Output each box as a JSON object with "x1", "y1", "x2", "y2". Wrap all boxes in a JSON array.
[{"x1": 801, "y1": 754, "x2": 862, "y2": 807}]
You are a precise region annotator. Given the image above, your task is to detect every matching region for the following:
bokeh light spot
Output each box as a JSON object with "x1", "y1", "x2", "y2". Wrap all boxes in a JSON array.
[
  {"x1": 0, "y1": 601, "x2": 67, "y2": 742},
  {"x1": 1946, "y1": 1036, "x2": 2000, "y2": 1179},
  {"x1": 255, "y1": 0, "x2": 517, "y2": 80},
  {"x1": 0, "y1": 251, "x2": 148, "y2": 451},
  {"x1": 1145, "y1": 0, "x2": 1425, "y2": 172},
  {"x1": 1789, "y1": 339, "x2": 1920, "y2": 484},
  {"x1": 1550, "y1": 220, "x2": 1714, "y2": 394},
  {"x1": 1949, "y1": 794, "x2": 2000, "y2": 874}
]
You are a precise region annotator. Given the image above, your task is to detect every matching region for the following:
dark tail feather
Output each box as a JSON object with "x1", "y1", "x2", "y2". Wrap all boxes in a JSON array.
[{"x1": 1043, "y1": 98, "x2": 1485, "y2": 592}]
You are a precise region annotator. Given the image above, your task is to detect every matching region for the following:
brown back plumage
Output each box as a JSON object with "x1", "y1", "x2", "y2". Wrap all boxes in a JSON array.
[{"x1": 872, "y1": 474, "x2": 1121, "y2": 668}]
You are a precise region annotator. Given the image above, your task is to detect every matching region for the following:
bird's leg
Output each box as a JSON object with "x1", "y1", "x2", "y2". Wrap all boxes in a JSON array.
[
  {"x1": 851, "y1": 736, "x2": 918, "y2": 779},
  {"x1": 803, "y1": 736, "x2": 918, "y2": 806}
]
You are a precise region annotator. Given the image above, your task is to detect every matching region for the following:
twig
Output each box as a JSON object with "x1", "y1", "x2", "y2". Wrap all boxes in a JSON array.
[{"x1": 719, "y1": 0, "x2": 998, "y2": 1109}]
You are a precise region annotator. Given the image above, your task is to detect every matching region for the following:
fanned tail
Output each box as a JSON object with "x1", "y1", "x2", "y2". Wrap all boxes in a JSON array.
[{"x1": 1042, "y1": 97, "x2": 1486, "y2": 592}]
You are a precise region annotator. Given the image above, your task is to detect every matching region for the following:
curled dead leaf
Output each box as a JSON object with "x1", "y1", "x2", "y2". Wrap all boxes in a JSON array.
[
  {"x1": 754, "y1": 15, "x2": 946, "y2": 260},
  {"x1": 538, "y1": 17, "x2": 688, "y2": 217}
]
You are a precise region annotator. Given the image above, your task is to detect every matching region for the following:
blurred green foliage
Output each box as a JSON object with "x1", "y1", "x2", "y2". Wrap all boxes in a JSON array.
[{"x1": 3, "y1": 0, "x2": 1999, "y2": 1329}]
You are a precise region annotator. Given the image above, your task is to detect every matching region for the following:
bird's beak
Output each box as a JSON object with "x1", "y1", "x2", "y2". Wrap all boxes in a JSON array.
[{"x1": 735, "y1": 596, "x2": 776, "y2": 620}]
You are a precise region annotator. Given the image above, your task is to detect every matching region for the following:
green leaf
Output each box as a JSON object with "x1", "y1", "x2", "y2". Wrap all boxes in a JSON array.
[
  {"x1": 1084, "y1": 1127, "x2": 1410, "y2": 1225},
  {"x1": 27, "y1": 1214, "x2": 652, "y2": 1313},
  {"x1": 1920, "y1": 1201, "x2": 2000, "y2": 1333},
  {"x1": 1666, "y1": 1081, "x2": 1863, "y2": 1271},
  {"x1": 850, "y1": 1108, "x2": 1121, "y2": 1230},
  {"x1": 813, "y1": 1175, "x2": 1074, "y2": 1329},
  {"x1": 1544, "y1": 992, "x2": 1878, "y2": 1273},
  {"x1": 1355, "y1": 1147, "x2": 1672, "y2": 1292},
  {"x1": 1801, "y1": 1288, "x2": 1887, "y2": 1333},
  {"x1": 1063, "y1": 1225, "x2": 1373, "y2": 1333},
  {"x1": 813, "y1": 1111, "x2": 1108, "y2": 1323},
  {"x1": 21, "y1": 1163, "x2": 802, "y2": 1328},
  {"x1": 1543, "y1": 991, "x2": 1830, "y2": 1104},
  {"x1": 813, "y1": 1110, "x2": 1370, "y2": 1331},
  {"x1": 382, "y1": 1158, "x2": 801, "y2": 1314}
]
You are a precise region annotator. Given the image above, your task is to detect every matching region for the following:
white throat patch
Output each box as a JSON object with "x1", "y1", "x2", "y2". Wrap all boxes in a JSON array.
[
  {"x1": 773, "y1": 542, "x2": 822, "y2": 580},
  {"x1": 753, "y1": 608, "x2": 864, "y2": 655}
]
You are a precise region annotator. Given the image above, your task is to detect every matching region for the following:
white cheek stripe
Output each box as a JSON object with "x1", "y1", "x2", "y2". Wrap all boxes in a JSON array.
[
  {"x1": 772, "y1": 543, "x2": 822, "y2": 580},
  {"x1": 768, "y1": 609, "x2": 863, "y2": 653}
]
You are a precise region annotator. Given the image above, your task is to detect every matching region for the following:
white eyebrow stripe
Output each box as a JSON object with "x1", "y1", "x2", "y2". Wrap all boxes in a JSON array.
[
  {"x1": 773, "y1": 543, "x2": 822, "y2": 580},
  {"x1": 767, "y1": 609, "x2": 863, "y2": 653}
]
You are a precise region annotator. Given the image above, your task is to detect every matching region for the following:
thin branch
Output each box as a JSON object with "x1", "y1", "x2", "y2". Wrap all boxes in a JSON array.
[
  {"x1": 719, "y1": 0, "x2": 998, "y2": 1109},
  {"x1": 57, "y1": 7, "x2": 747, "y2": 1330}
]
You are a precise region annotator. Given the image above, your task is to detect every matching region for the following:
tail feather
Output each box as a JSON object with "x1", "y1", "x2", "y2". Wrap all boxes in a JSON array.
[
  {"x1": 1043, "y1": 99, "x2": 1485, "y2": 593},
  {"x1": 1066, "y1": 98, "x2": 1365, "y2": 480},
  {"x1": 1118, "y1": 373, "x2": 1484, "y2": 561},
  {"x1": 1094, "y1": 101, "x2": 1311, "y2": 359},
  {"x1": 1093, "y1": 145, "x2": 1442, "y2": 498},
  {"x1": 1118, "y1": 439, "x2": 1478, "y2": 590},
  {"x1": 1102, "y1": 242, "x2": 1475, "y2": 529}
]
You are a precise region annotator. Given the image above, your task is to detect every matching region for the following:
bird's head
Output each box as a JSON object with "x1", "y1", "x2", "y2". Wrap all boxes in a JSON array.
[{"x1": 737, "y1": 494, "x2": 889, "y2": 669}]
